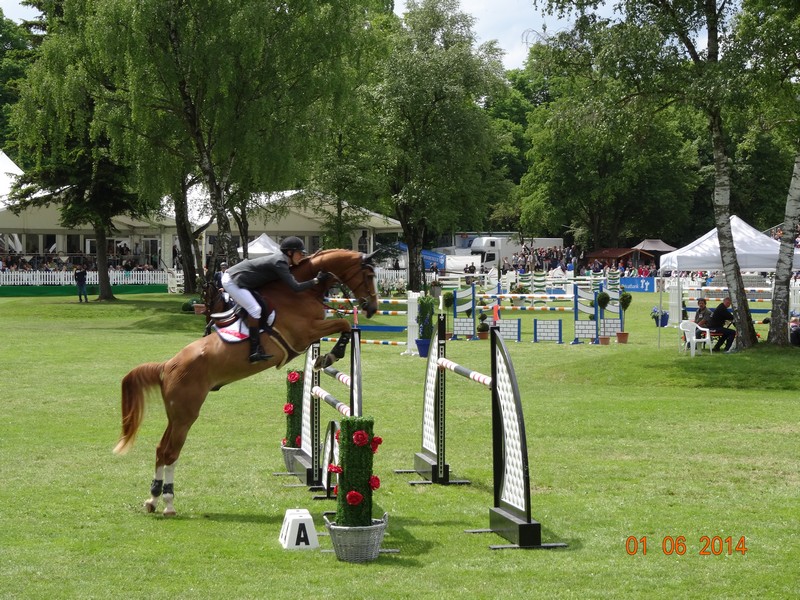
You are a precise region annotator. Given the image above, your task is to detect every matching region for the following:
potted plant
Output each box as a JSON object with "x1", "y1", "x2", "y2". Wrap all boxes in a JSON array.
[
  {"x1": 596, "y1": 292, "x2": 611, "y2": 344},
  {"x1": 510, "y1": 282, "x2": 528, "y2": 306},
  {"x1": 281, "y1": 369, "x2": 304, "y2": 471},
  {"x1": 324, "y1": 416, "x2": 386, "y2": 563},
  {"x1": 429, "y1": 279, "x2": 442, "y2": 299},
  {"x1": 442, "y1": 290, "x2": 454, "y2": 310},
  {"x1": 651, "y1": 306, "x2": 669, "y2": 327},
  {"x1": 415, "y1": 294, "x2": 436, "y2": 357},
  {"x1": 596, "y1": 291, "x2": 611, "y2": 312},
  {"x1": 617, "y1": 291, "x2": 632, "y2": 343},
  {"x1": 476, "y1": 312, "x2": 490, "y2": 339}
]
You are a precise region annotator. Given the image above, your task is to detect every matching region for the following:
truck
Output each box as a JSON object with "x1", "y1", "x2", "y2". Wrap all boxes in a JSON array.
[{"x1": 468, "y1": 236, "x2": 564, "y2": 270}]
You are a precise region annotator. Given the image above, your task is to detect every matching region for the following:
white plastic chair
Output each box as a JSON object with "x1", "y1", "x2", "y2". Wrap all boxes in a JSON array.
[{"x1": 679, "y1": 320, "x2": 712, "y2": 357}]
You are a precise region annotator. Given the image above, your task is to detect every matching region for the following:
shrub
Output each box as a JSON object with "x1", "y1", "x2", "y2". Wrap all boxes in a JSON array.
[
  {"x1": 333, "y1": 416, "x2": 382, "y2": 527},
  {"x1": 282, "y1": 370, "x2": 304, "y2": 448},
  {"x1": 443, "y1": 290, "x2": 454, "y2": 309},
  {"x1": 596, "y1": 291, "x2": 610, "y2": 310},
  {"x1": 416, "y1": 294, "x2": 437, "y2": 339}
]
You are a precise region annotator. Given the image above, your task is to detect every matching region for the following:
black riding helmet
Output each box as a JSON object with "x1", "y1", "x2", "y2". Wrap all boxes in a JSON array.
[{"x1": 280, "y1": 236, "x2": 306, "y2": 254}]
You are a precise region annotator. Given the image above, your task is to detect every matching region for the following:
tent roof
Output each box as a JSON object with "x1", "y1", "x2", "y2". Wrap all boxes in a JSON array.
[
  {"x1": 660, "y1": 215, "x2": 800, "y2": 271},
  {"x1": 632, "y1": 239, "x2": 676, "y2": 252},
  {"x1": 0, "y1": 150, "x2": 23, "y2": 202},
  {"x1": 237, "y1": 233, "x2": 280, "y2": 258},
  {"x1": 586, "y1": 247, "x2": 652, "y2": 260}
]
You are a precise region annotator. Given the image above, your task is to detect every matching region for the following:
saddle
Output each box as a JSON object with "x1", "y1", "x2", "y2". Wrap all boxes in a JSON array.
[{"x1": 205, "y1": 294, "x2": 276, "y2": 343}]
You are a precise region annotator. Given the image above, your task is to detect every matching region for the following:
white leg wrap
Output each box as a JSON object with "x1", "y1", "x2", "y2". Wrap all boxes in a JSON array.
[{"x1": 162, "y1": 462, "x2": 177, "y2": 516}]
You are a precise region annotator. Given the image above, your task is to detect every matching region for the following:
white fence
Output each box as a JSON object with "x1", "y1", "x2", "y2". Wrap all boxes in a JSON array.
[{"x1": 0, "y1": 270, "x2": 171, "y2": 287}]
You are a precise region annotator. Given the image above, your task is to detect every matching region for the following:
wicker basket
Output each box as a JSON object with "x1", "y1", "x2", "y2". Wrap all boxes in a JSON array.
[{"x1": 324, "y1": 513, "x2": 388, "y2": 563}]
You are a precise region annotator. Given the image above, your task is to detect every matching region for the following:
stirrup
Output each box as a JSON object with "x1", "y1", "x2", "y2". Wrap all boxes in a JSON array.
[{"x1": 249, "y1": 347, "x2": 272, "y2": 363}]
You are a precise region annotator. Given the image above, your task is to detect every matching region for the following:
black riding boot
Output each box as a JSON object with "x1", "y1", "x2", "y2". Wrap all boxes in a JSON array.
[{"x1": 247, "y1": 320, "x2": 271, "y2": 363}]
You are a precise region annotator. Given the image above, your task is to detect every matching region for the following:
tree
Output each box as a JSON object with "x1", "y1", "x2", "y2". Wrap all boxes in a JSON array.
[
  {"x1": 10, "y1": 0, "x2": 154, "y2": 301},
  {"x1": 371, "y1": 0, "x2": 506, "y2": 290},
  {"x1": 85, "y1": 0, "x2": 389, "y2": 266},
  {"x1": 0, "y1": 12, "x2": 31, "y2": 154},
  {"x1": 518, "y1": 29, "x2": 699, "y2": 249},
  {"x1": 534, "y1": 0, "x2": 758, "y2": 349},
  {"x1": 734, "y1": 0, "x2": 800, "y2": 345}
]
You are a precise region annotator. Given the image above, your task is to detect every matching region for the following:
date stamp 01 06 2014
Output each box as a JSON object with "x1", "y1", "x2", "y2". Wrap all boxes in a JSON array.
[{"x1": 625, "y1": 535, "x2": 748, "y2": 556}]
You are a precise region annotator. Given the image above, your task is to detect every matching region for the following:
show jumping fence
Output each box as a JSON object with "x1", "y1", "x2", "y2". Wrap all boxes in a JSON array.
[
  {"x1": 323, "y1": 293, "x2": 420, "y2": 354},
  {"x1": 396, "y1": 314, "x2": 564, "y2": 549},
  {"x1": 284, "y1": 328, "x2": 363, "y2": 493}
]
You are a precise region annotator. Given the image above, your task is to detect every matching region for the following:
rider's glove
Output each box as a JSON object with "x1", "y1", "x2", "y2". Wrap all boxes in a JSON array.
[{"x1": 315, "y1": 271, "x2": 331, "y2": 284}]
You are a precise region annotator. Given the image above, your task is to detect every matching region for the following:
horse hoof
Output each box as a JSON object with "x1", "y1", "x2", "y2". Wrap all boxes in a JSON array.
[
  {"x1": 144, "y1": 499, "x2": 157, "y2": 513},
  {"x1": 313, "y1": 354, "x2": 331, "y2": 370},
  {"x1": 163, "y1": 508, "x2": 177, "y2": 517}
]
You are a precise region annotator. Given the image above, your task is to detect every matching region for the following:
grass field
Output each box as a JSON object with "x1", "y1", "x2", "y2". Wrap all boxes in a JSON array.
[{"x1": 1, "y1": 292, "x2": 798, "y2": 599}]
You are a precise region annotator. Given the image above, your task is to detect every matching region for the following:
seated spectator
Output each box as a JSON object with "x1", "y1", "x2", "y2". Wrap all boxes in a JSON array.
[
  {"x1": 707, "y1": 296, "x2": 735, "y2": 352},
  {"x1": 694, "y1": 298, "x2": 712, "y2": 328},
  {"x1": 790, "y1": 317, "x2": 800, "y2": 347}
]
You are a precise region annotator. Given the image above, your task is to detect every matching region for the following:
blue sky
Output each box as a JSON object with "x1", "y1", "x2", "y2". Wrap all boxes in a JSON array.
[{"x1": 1, "y1": 0, "x2": 581, "y2": 70}]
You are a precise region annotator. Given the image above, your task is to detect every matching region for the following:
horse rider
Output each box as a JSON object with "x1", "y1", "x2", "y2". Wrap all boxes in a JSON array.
[{"x1": 221, "y1": 236, "x2": 330, "y2": 363}]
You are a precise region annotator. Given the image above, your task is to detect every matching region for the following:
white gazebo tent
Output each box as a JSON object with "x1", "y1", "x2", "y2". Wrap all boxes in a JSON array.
[
  {"x1": 237, "y1": 233, "x2": 280, "y2": 258},
  {"x1": 0, "y1": 150, "x2": 23, "y2": 202},
  {"x1": 659, "y1": 215, "x2": 800, "y2": 333},
  {"x1": 660, "y1": 215, "x2": 800, "y2": 272}
]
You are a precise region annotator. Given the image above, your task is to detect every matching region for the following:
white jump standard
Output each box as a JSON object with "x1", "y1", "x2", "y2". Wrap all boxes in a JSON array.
[
  {"x1": 398, "y1": 314, "x2": 565, "y2": 549},
  {"x1": 283, "y1": 328, "x2": 363, "y2": 489}
]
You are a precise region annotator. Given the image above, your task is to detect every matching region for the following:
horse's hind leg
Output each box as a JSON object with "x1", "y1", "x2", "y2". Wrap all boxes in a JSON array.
[
  {"x1": 144, "y1": 464, "x2": 165, "y2": 513},
  {"x1": 146, "y1": 419, "x2": 193, "y2": 517}
]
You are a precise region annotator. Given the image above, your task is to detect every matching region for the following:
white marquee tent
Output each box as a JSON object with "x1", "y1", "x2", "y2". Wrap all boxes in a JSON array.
[
  {"x1": 0, "y1": 150, "x2": 23, "y2": 204},
  {"x1": 660, "y1": 215, "x2": 800, "y2": 272},
  {"x1": 237, "y1": 233, "x2": 280, "y2": 258}
]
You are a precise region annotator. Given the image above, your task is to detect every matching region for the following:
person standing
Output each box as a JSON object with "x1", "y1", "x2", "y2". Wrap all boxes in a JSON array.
[
  {"x1": 707, "y1": 296, "x2": 735, "y2": 351},
  {"x1": 75, "y1": 264, "x2": 88, "y2": 303}
]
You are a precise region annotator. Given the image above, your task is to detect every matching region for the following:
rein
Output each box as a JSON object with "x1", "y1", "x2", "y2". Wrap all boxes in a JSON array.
[{"x1": 317, "y1": 256, "x2": 376, "y2": 323}]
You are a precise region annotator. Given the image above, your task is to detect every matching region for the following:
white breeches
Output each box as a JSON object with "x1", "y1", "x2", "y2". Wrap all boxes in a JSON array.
[{"x1": 221, "y1": 272, "x2": 261, "y2": 319}]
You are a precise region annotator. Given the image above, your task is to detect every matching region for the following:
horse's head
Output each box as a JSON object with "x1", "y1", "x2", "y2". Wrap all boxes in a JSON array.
[{"x1": 312, "y1": 249, "x2": 379, "y2": 318}]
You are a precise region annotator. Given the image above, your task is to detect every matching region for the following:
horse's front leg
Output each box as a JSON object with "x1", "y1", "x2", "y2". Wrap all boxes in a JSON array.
[{"x1": 312, "y1": 318, "x2": 352, "y2": 370}]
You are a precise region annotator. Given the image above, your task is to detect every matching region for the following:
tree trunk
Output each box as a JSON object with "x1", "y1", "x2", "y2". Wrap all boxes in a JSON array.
[
  {"x1": 710, "y1": 112, "x2": 757, "y2": 349},
  {"x1": 174, "y1": 178, "x2": 198, "y2": 293},
  {"x1": 768, "y1": 151, "x2": 800, "y2": 345},
  {"x1": 400, "y1": 217, "x2": 424, "y2": 292},
  {"x1": 93, "y1": 225, "x2": 116, "y2": 301}
]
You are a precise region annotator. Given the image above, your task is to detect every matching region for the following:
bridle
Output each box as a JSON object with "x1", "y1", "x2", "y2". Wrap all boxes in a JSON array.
[{"x1": 321, "y1": 254, "x2": 377, "y2": 316}]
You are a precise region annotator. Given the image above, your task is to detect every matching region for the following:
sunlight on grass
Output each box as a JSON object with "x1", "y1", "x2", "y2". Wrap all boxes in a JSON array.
[{"x1": 1, "y1": 292, "x2": 798, "y2": 598}]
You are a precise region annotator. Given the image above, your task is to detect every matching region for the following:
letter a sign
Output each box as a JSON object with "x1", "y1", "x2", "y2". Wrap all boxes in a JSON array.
[{"x1": 279, "y1": 509, "x2": 319, "y2": 550}]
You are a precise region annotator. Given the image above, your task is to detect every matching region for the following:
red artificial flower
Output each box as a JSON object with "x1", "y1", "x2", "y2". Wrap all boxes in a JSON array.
[
  {"x1": 287, "y1": 371, "x2": 300, "y2": 384},
  {"x1": 346, "y1": 490, "x2": 364, "y2": 506},
  {"x1": 281, "y1": 437, "x2": 287, "y2": 447},
  {"x1": 369, "y1": 475, "x2": 381, "y2": 490},
  {"x1": 283, "y1": 403, "x2": 294, "y2": 415},
  {"x1": 295, "y1": 435, "x2": 302, "y2": 447},
  {"x1": 335, "y1": 429, "x2": 340, "y2": 442},
  {"x1": 370, "y1": 435, "x2": 383, "y2": 453},
  {"x1": 328, "y1": 464, "x2": 343, "y2": 474},
  {"x1": 352, "y1": 430, "x2": 369, "y2": 447},
  {"x1": 333, "y1": 485, "x2": 338, "y2": 496}
]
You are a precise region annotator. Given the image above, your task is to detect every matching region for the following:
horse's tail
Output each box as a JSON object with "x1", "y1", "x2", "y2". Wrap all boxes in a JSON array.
[{"x1": 113, "y1": 362, "x2": 164, "y2": 455}]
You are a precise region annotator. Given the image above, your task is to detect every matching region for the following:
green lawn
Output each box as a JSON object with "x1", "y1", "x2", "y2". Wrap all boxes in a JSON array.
[{"x1": 1, "y1": 292, "x2": 797, "y2": 599}]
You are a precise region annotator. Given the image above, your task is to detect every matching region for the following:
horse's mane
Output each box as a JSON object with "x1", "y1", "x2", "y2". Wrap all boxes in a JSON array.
[{"x1": 290, "y1": 249, "x2": 357, "y2": 279}]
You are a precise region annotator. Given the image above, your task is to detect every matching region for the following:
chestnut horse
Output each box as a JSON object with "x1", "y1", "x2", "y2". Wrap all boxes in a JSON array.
[{"x1": 114, "y1": 249, "x2": 379, "y2": 516}]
